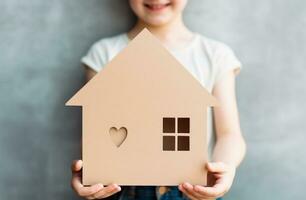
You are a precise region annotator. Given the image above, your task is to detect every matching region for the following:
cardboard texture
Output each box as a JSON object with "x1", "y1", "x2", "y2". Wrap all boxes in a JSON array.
[{"x1": 66, "y1": 29, "x2": 218, "y2": 186}]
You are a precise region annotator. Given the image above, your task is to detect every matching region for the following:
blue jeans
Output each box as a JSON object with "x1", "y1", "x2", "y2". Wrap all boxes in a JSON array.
[{"x1": 105, "y1": 186, "x2": 223, "y2": 200}]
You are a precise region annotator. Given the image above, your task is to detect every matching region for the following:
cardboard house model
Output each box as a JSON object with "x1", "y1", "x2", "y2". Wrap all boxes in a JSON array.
[{"x1": 66, "y1": 29, "x2": 218, "y2": 186}]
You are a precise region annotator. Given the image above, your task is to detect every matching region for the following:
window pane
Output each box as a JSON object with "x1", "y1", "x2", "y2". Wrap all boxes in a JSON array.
[
  {"x1": 163, "y1": 136, "x2": 175, "y2": 151},
  {"x1": 178, "y1": 136, "x2": 190, "y2": 151},
  {"x1": 178, "y1": 118, "x2": 190, "y2": 133},
  {"x1": 163, "y1": 118, "x2": 175, "y2": 133}
]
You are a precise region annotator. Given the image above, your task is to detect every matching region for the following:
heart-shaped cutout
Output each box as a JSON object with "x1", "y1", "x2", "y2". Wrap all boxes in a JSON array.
[{"x1": 109, "y1": 127, "x2": 127, "y2": 147}]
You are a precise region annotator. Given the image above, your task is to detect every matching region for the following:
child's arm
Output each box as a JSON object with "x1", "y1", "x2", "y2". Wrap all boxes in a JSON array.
[
  {"x1": 212, "y1": 69, "x2": 246, "y2": 166},
  {"x1": 179, "y1": 70, "x2": 246, "y2": 200}
]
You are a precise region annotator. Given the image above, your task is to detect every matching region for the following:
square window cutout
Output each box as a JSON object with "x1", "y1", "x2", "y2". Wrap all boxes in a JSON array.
[
  {"x1": 178, "y1": 136, "x2": 190, "y2": 151},
  {"x1": 178, "y1": 118, "x2": 190, "y2": 133},
  {"x1": 163, "y1": 136, "x2": 175, "y2": 151},
  {"x1": 163, "y1": 118, "x2": 175, "y2": 133}
]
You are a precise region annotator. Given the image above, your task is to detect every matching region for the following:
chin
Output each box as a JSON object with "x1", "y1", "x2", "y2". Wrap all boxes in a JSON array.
[{"x1": 143, "y1": 15, "x2": 174, "y2": 26}]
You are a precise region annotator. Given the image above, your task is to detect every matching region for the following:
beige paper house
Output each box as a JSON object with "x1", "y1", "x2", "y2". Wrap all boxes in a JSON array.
[{"x1": 66, "y1": 29, "x2": 218, "y2": 186}]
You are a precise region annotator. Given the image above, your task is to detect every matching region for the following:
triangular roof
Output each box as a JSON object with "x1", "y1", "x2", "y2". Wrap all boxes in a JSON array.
[{"x1": 66, "y1": 28, "x2": 218, "y2": 107}]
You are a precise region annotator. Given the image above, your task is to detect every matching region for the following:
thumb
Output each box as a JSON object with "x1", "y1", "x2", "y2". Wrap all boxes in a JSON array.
[
  {"x1": 206, "y1": 162, "x2": 228, "y2": 173},
  {"x1": 71, "y1": 160, "x2": 83, "y2": 173}
]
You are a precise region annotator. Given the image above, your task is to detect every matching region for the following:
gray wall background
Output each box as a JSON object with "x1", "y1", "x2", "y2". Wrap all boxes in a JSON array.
[{"x1": 1, "y1": 0, "x2": 305, "y2": 199}]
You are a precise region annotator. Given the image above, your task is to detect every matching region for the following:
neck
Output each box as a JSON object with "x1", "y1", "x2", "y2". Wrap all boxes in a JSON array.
[{"x1": 128, "y1": 15, "x2": 193, "y2": 45}]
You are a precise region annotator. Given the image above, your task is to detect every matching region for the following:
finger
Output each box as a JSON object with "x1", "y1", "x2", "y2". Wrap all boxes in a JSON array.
[
  {"x1": 193, "y1": 183, "x2": 226, "y2": 198},
  {"x1": 80, "y1": 184, "x2": 104, "y2": 197},
  {"x1": 206, "y1": 162, "x2": 228, "y2": 173},
  {"x1": 71, "y1": 160, "x2": 83, "y2": 172},
  {"x1": 182, "y1": 182, "x2": 210, "y2": 199},
  {"x1": 178, "y1": 184, "x2": 198, "y2": 200},
  {"x1": 92, "y1": 184, "x2": 120, "y2": 199},
  {"x1": 71, "y1": 174, "x2": 103, "y2": 197},
  {"x1": 92, "y1": 184, "x2": 121, "y2": 199},
  {"x1": 98, "y1": 186, "x2": 121, "y2": 199},
  {"x1": 182, "y1": 182, "x2": 215, "y2": 199}
]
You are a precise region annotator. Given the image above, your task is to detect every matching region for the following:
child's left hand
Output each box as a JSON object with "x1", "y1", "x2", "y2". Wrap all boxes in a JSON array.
[{"x1": 178, "y1": 162, "x2": 236, "y2": 200}]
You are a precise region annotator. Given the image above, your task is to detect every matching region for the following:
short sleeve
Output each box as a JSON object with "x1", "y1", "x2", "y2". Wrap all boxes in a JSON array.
[
  {"x1": 214, "y1": 43, "x2": 242, "y2": 83},
  {"x1": 81, "y1": 42, "x2": 107, "y2": 72}
]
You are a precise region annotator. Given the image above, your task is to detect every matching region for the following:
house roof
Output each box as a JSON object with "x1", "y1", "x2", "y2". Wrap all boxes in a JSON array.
[{"x1": 66, "y1": 29, "x2": 218, "y2": 107}]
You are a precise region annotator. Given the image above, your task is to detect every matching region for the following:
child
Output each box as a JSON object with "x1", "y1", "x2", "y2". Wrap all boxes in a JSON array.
[{"x1": 71, "y1": 0, "x2": 246, "y2": 199}]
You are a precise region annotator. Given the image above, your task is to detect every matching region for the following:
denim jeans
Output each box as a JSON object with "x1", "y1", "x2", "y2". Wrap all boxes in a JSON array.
[{"x1": 105, "y1": 186, "x2": 222, "y2": 200}]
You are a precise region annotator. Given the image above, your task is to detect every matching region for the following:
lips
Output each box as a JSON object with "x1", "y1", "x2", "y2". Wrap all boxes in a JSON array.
[{"x1": 144, "y1": 2, "x2": 171, "y2": 12}]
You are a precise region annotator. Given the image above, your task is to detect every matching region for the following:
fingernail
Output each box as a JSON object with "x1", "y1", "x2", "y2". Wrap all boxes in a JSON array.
[
  {"x1": 97, "y1": 184, "x2": 103, "y2": 189},
  {"x1": 183, "y1": 183, "x2": 190, "y2": 188},
  {"x1": 178, "y1": 185, "x2": 183, "y2": 190}
]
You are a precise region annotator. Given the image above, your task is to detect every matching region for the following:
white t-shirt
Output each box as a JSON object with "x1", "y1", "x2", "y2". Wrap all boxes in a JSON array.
[{"x1": 81, "y1": 33, "x2": 242, "y2": 158}]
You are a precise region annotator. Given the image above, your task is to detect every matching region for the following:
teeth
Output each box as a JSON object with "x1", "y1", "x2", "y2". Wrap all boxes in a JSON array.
[
  {"x1": 151, "y1": 5, "x2": 164, "y2": 9},
  {"x1": 145, "y1": 3, "x2": 169, "y2": 9}
]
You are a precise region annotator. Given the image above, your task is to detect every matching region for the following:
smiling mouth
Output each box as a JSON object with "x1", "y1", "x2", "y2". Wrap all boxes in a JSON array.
[{"x1": 144, "y1": 2, "x2": 171, "y2": 12}]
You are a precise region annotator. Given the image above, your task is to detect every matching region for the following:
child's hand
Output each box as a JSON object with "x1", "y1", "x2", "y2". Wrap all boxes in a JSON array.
[
  {"x1": 71, "y1": 160, "x2": 121, "y2": 199},
  {"x1": 178, "y1": 162, "x2": 236, "y2": 200}
]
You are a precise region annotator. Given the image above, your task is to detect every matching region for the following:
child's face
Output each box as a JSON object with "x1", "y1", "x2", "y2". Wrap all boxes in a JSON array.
[{"x1": 129, "y1": 0, "x2": 188, "y2": 26}]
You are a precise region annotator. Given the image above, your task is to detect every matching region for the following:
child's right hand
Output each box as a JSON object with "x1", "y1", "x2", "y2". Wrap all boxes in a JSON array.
[{"x1": 71, "y1": 160, "x2": 121, "y2": 199}]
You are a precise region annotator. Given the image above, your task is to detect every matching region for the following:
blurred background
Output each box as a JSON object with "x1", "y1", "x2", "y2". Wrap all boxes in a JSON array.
[{"x1": 1, "y1": 0, "x2": 305, "y2": 199}]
